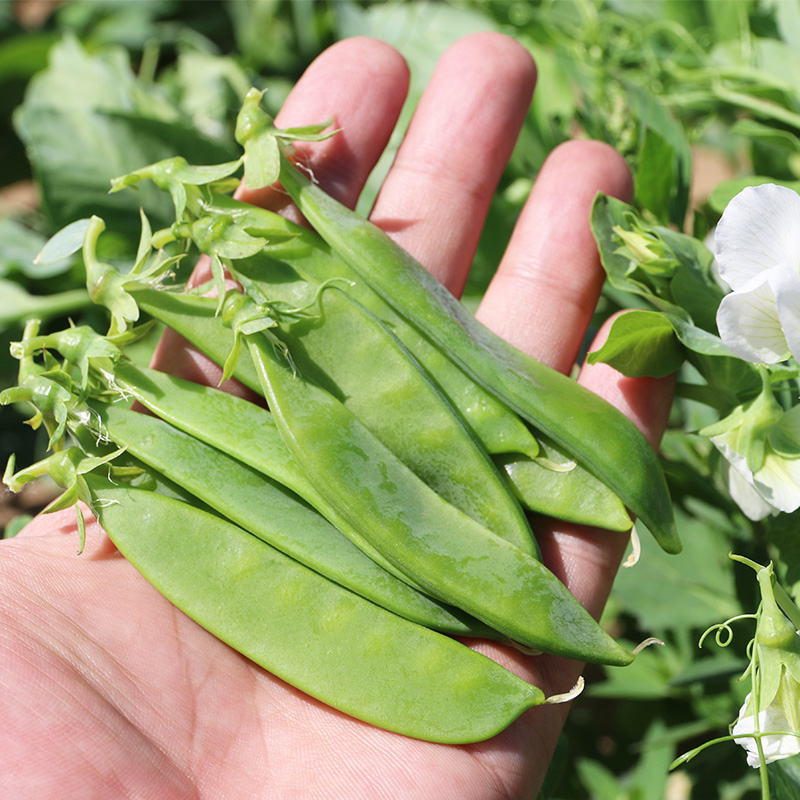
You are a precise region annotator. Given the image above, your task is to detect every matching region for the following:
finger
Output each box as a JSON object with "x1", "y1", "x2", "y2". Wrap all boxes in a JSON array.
[
  {"x1": 369, "y1": 32, "x2": 536, "y2": 295},
  {"x1": 152, "y1": 38, "x2": 409, "y2": 381},
  {"x1": 537, "y1": 316, "x2": 677, "y2": 621},
  {"x1": 470, "y1": 320, "x2": 675, "y2": 792},
  {"x1": 236, "y1": 36, "x2": 409, "y2": 216},
  {"x1": 476, "y1": 139, "x2": 633, "y2": 374}
]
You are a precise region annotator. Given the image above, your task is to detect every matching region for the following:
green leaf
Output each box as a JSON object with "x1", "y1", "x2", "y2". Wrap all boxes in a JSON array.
[
  {"x1": 626, "y1": 82, "x2": 693, "y2": 226},
  {"x1": 667, "y1": 316, "x2": 736, "y2": 358},
  {"x1": 171, "y1": 49, "x2": 253, "y2": 141},
  {"x1": 669, "y1": 262, "x2": 723, "y2": 334},
  {"x1": 588, "y1": 640, "x2": 677, "y2": 701},
  {"x1": 631, "y1": 719, "x2": 676, "y2": 800},
  {"x1": 0, "y1": 218, "x2": 67, "y2": 279},
  {"x1": 576, "y1": 758, "x2": 626, "y2": 800},
  {"x1": 773, "y1": 0, "x2": 800, "y2": 49},
  {"x1": 769, "y1": 752, "x2": 800, "y2": 799},
  {"x1": 709, "y1": 177, "x2": 800, "y2": 214},
  {"x1": 587, "y1": 309, "x2": 684, "y2": 378},
  {"x1": 592, "y1": 194, "x2": 677, "y2": 311},
  {"x1": 669, "y1": 655, "x2": 747, "y2": 687},
  {"x1": 635, "y1": 126, "x2": 676, "y2": 224},
  {"x1": 14, "y1": 36, "x2": 237, "y2": 245},
  {"x1": 3, "y1": 513, "x2": 33, "y2": 538}
]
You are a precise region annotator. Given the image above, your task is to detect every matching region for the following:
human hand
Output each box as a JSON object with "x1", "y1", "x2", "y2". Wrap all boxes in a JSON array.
[{"x1": 1, "y1": 33, "x2": 674, "y2": 799}]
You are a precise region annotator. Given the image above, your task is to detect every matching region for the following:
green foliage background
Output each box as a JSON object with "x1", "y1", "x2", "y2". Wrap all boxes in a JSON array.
[{"x1": 4, "y1": 0, "x2": 800, "y2": 796}]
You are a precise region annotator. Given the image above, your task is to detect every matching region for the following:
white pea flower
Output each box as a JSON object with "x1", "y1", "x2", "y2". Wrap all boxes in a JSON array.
[
  {"x1": 675, "y1": 559, "x2": 800, "y2": 780},
  {"x1": 715, "y1": 183, "x2": 800, "y2": 364},
  {"x1": 733, "y1": 691, "x2": 800, "y2": 767},
  {"x1": 719, "y1": 460, "x2": 779, "y2": 522},
  {"x1": 701, "y1": 370, "x2": 800, "y2": 519},
  {"x1": 730, "y1": 561, "x2": 800, "y2": 769}
]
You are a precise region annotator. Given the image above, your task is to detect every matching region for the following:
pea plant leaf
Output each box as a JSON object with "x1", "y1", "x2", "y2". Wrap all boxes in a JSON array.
[
  {"x1": 587, "y1": 300, "x2": 763, "y2": 414},
  {"x1": 612, "y1": 500, "x2": 739, "y2": 632},
  {"x1": 0, "y1": 217, "x2": 73, "y2": 280},
  {"x1": 14, "y1": 36, "x2": 239, "y2": 246},
  {"x1": 635, "y1": 126, "x2": 678, "y2": 226},
  {"x1": 591, "y1": 194, "x2": 682, "y2": 314},
  {"x1": 768, "y1": 752, "x2": 800, "y2": 800},
  {"x1": 587, "y1": 309, "x2": 684, "y2": 378},
  {"x1": 709, "y1": 176, "x2": 800, "y2": 214},
  {"x1": 593, "y1": 193, "x2": 722, "y2": 335}
]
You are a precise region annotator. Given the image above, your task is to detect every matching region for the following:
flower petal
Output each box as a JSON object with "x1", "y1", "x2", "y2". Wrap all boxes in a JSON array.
[
  {"x1": 775, "y1": 405, "x2": 800, "y2": 452},
  {"x1": 715, "y1": 184, "x2": 800, "y2": 290},
  {"x1": 716, "y1": 276, "x2": 789, "y2": 363},
  {"x1": 771, "y1": 265, "x2": 800, "y2": 362},
  {"x1": 721, "y1": 457, "x2": 778, "y2": 521},
  {"x1": 733, "y1": 694, "x2": 800, "y2": 768},
  {"x1": 753, "y1": 452, "x2": 800, "y2": 513}
]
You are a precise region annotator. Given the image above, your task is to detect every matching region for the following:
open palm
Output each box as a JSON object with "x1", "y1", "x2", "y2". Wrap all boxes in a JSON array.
[{"x1": 1, "y1": 34, "x2": 673, "y2": 799}]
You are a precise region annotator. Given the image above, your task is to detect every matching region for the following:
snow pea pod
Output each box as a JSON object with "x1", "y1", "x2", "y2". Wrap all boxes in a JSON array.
[
  {"x1": 500, "y1": 457, "x2": 632, "y2": 531},
  {"x1": 234, "y1": 275, "x2": 537, "y2": 556},
  {"x1": 90, "y1": 401, "x2": 491, "y2": 636},
  {"x1": 131, "y1": 286, "x2": 627, "y2": 533},
  {"x1": 224, "y1": 215, "x2": 632, "y2": 532},
  {"x1": 277, "y1": 156, "x2": 679, "y2": 555},
  {"x1": 497, "y1": 436, "x2": 633, "y2": 532},
  {"x1": 109, "y1": 360, "x2": 437, "y2": 596},
  {"x1": 240, "y1": 317, "x2": 634, "y2": 665},
  {"x1": 199, "y1": 192, "x2": 541, "y2": 461},
  {"x1": 86, "y1": 479, "x2": 546, "y2": 743}
]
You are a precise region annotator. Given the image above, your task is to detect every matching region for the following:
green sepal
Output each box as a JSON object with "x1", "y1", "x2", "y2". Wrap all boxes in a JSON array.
[
  {"x1": 34, "y1": 218, "x2": 92, "y2": 266},
  {"x1": 235, "y1": 87, "x2": 336, "y2": 190},
  {"x1": 83, "y1": 216, "x2": 139, "y2": 336},
  {"x1": 219, "y1": 290, "x2": 278, "y2": 383},
  {"x1": 189, "y1": 214, "x2": 268, "y2": 260},
  {"x1": 0, "y1": 370, "x2": 75, "y2": 450},
  {"x1": 11, "y1": 325, "x2": 123, "y2": 393},
  {"x1": 110, "y1": 156, "x2": 243, "y2": 219}
]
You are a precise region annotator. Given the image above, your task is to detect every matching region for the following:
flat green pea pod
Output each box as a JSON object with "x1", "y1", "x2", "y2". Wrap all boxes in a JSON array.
[
  {"x1": 132, "y1": 284, "x2": 629, "y2": 532},
  {"x1": 243, "y1": 321, "x2": 634, "y2": 665},
  {"x1": 198, "y1": 192, "x2": 541, "y2": 461},
  {"x1": 497, "y1": 435, "x2": 633, "y2": 532},
  {"x1": 90, "y1": 401, "x2": 493, "y2": 637},
  {"x1": 231, "y1": 277, "x2": 537, "y2": 556},
  {"x1": 109, "y1": 360, "x2": 435, "y2": 595},
  {"x1": 86, "y1": 478, "x2": 547, "y2": 743},
  {"x1": 209, "y1": 203, "x2": 634, "y2": 533},
  {"x1": 276, "y1": 155, "x2": 679, "y2": 555}
]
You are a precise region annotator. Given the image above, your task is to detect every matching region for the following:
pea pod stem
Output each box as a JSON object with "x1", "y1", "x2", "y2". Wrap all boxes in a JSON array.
[{"x1": 277, "y1": 154, "x2": 679, "y2": 554}]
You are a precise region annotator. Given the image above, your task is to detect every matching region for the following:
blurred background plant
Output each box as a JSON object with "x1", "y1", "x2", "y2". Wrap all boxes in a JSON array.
[{"x1": 5, "y1": 0, "x2": 800, "y2": 796}]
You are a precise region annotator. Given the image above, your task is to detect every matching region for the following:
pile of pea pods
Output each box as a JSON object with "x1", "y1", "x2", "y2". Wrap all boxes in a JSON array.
[{"x1": 1, "y1": 92, "x2": 679, "y2": 744}]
